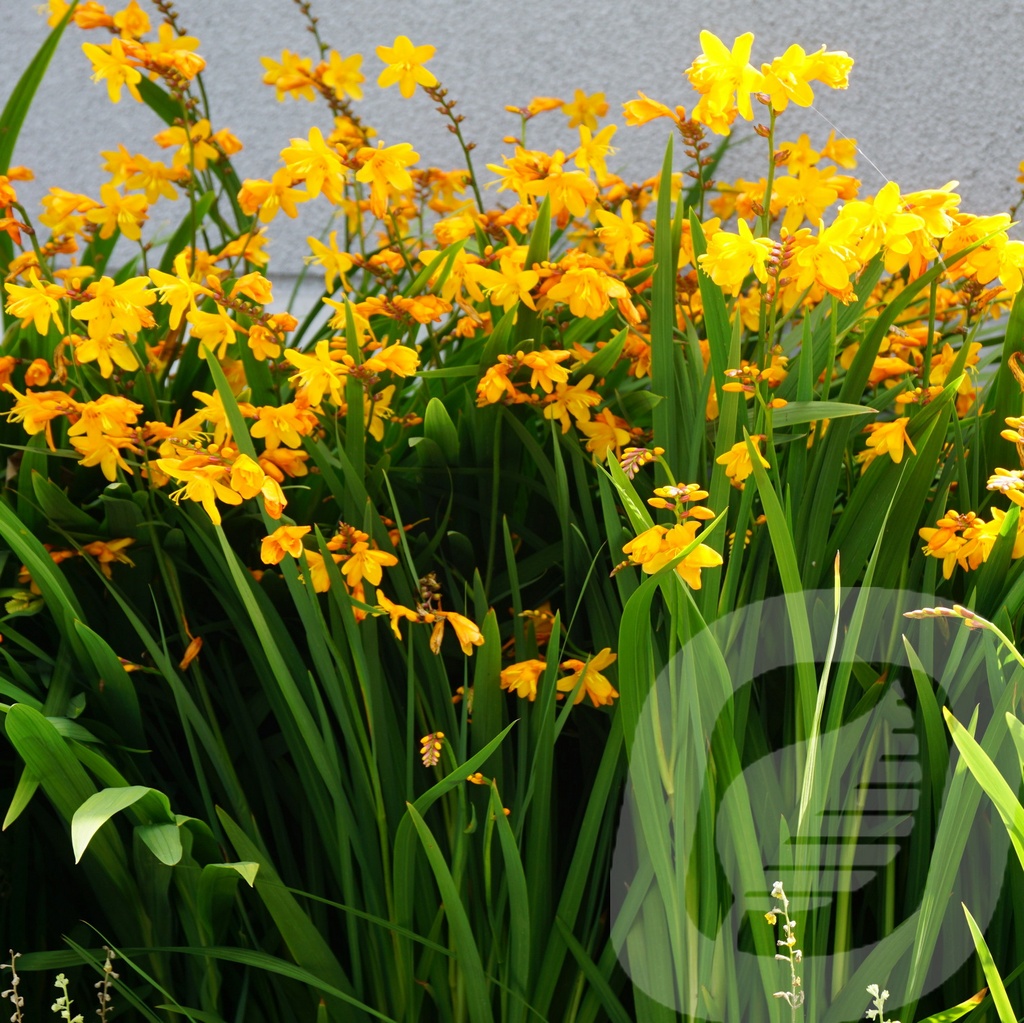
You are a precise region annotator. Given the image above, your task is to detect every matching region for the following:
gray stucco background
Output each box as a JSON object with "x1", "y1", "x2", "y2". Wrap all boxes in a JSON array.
[{"x1": 3, "y1": 0, "x2": 1023, "y2": 291}]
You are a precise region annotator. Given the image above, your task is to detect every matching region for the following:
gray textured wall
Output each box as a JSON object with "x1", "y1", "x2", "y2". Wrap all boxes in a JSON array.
[{"x1": 3, "y1": 0, "x2": 1023, "y2": 288}]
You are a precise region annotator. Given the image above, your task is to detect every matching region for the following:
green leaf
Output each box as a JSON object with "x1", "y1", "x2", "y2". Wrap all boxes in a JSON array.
[
  {"x1": 771, "y1": 400, "x2": 876, "y2": 428},
  {"x1": 514, "y1": 196, "x2": 551, "y2": 345},
  {"x1": 31, "y1": 472, "x2": 99, "y2": 532},
  {"x1": 73, "y1": 619, "x2": 145, "y2": 749},
  {"x1": 689, "y1": 211, "x2": 730, "y2": 389},
  {"x1": 0, "y1": 498, "x2": 86, "y2": 654},
  {"x1": 582, "y1": 327, "x2": 628, "y2": 380},
  {"x1": 423, "y1": 397, "x2": 460, "y2": 462},
  {"x1": 154, "y1": 945, "x2": 395, "y2": 1022},
  {"x1": 2, "y1": 767, "x2": 39, "y2": 830},
  {"x1": 216, "y1": 808, "x2": 357, "y2": 1008},
  {"x1": 136, "y1": 821, "x2": 183, "y2": 866},
  {"x1": 962, "y1": 902, "x2": 1016, "y2": 1023},
  {"x1": 72, "y1": 786, "x2": 172, "y2": 864},
  {"x1": 405, "y1": 803, "x2": 495, "y2": 1023},
  {"x1": 154, "y1": 1007, "x2": 227, "y2": 1023},
  {"x1": 745, "y1": 430, "x2": 817, "y2": 733},
  {"x1": 943, "y1": 706, "x2": 1024, "y2": 871},
  {"x1": 914, "y1": 989, "x2": 988, "y2": 1023},
  {"x1": 196, "y1": 862, "x2": 258, "y2": 946},
  {"x1": 554, "y1": 919, "x2": 632, "y2": 1023},
  {"x1": 488, "y1": 783, "x2": 530, "y2": 1022},
  {"x1": 651, "y1": 136, "x2": 685, "y2": 475}
]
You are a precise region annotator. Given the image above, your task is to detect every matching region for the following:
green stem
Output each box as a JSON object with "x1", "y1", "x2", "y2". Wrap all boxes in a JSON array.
[
  {"x1": 921, "y1": 274, "x2": 939, "y2": 385},
  {"x1": 758, "y1": 107, "x2": 777, "y2": 240}
]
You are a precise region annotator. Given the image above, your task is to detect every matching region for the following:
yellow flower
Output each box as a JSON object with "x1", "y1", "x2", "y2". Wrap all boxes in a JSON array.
[
  {"x1": 578, "y1": 408, "x2": 631, "y2": 462},
  {"x1": 562, "y1": 90, "x2": 608, "y2": 131},
  {"x1": 284, "y1": 340, "x2": 348, "y2": 406},
  {"x1": 365, "y1": 384, "x2": 396, "y2": 442},
  {"x1": 280, "y1": 126, "x2": 348, "y2": 203},
  {"x1": 595, "y1": 200, "x2": 648, "y2": 266},
  {"x1": 153, "y1": 119, "x2": 219, "y2": 170},
  {"x1": 685, "y1": 31, "x2": 765, "y2": 133},
  {"x1": 771, "y1": 165, "x2": 845, "y2": 234},
  {"x1": 392, "y1": 294, "x2": 452, "y2": 324},
  {"x1": 420, "y1": 731, "x2": 444, "y2": 768},
  {"x1": 355, "y1": 142, "x2": 419, "y2": 219},
  {"x1": 500, "y1": 658, "x2": 548, "y2": 701},
  {"x1": 760, "y1": 43, "x2": 816, "y2": 112},
  {"x1": 228, "y1": 453, "x2": 267, "y2": 501},
  {"x1": 112, "y1": 0, "x2": 150, "y2": 39},
  {"x1": 305, "y1": 231, "x2": 354, "y2": 293},
  {"x1": 521, "y1": 349, "x2": 571, "y2": 393},
  {"x1": 261, "y1": 525, "x2": 312, "y2": 564},
  {"x1": 157, "y1": 456, "x2": 241, "y2": 525},
  {"x1": 857, "y1": 417, "x2": 916, "y2": 470},
  {"x1": 525, "y1": 96, "x2": 564, "y2": 116},
  {"x1": 526, "y1": 163, "x2": 598, "y2": 221},
  {"x1": 698, "y1": 219, "x2": 773, "y2": 296},
  {"x1": 573, "y1": 124, "x2": 617, "y2": 178},
  {"x1": 807, "y1": 48, "x2": 854, "y2": 90},
  {"x1": 988, "y1": 468, "x2": 1024, "y2": 506},
  {"x1": 321, "y1": 50, "x2": 365, "y2": 101},
  {"x1": 375, "y1": 590, "x2": 421, "y2": 640},
  {"x1": 441, "y1": 611, "x2": 485, "y2": 656},
  {"x1": 72, "y1": 331, "x2": 140, "y2": 378},
  {"x1": 250, "y1": 400, "x2": 317, "y2": 450},
  {"x1": 69, "y1": 432, "x2": 140, "y2": 482},
  {"x1": 82, "y1": 39, "x2": 142, "y2": 104},
  {"x1": 71, "y1": 274, "x2": 155, "y2": 338},
  {"x1": 341, "y1": 541, "x2": 399, "y2": 588},
  {"x1": 789, "y1": 218, "x2": 861, "y2": 301},
  {"x1": 557, "y1": 648, "x2": 618, "y2": 707},
  {"x1": 622, "y1": 91, "x2": 683, "y2": 127},
  {"x1": 300, "y1": 549, "x2": 340, "y2": 592},
  {"x1": 376, "y1": 36, "x2": 437, "y2": 98},
  {"x1": 261, "y1": 50, "x2": 316, "y2": 102},
  {"x1": 231, "y1": 271, "x2": 274, "y2": 306},
  {"x1": 487, "y1": 147, "x2": 553, "y2": 203},
  {"x1": 4, "y1": 386, "x2": 77, "y2": 448},
  {"x1": 542, "y1": 375, "x2": 601, "y2": 434},
  {"x1": 622, "y1": 521, "x2": 723, "y2": 589},
  {"x1": 124, "y1": 154, "x2": 183, "y2": 203},
  {"x1": 476, "y1": 358, "x2": 519, "y2": 406},
  {"x1": 85, "y1": 183, "x2": 148, "y2": 240},
  {"x1": 71, "y1": 3, "x2": 115, "y2": 30},
  {"x1": 186, "y1": 305, "x2": 243, "y2": 360},
  {"x1": 4, "y1": 271, "x2": 64, "y2": 335},
  {"x1": 23, "y1": 359, "x2": 51, "y2": 387},
  {"x1": 716, "y1": 436, "x2": 770, "y2": 485},
  {"x1": 467, "y1": 256, "x2": 539, "y2": 312},
  {"x1": 237, "y1": 169, "x2": 309, "y2": 224},
  {"x1": 81, "y1": 538, "x2": 135, "y2": 579},
  {"x1": 364, "y1": 344, "x2": 420, "y2": 378},
  {"x1": 762, "y1": 43, "x2": 854, "y2": 116},
  {"x1": 545, "y1": 265, "x2": 631, "y2": 319}
]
